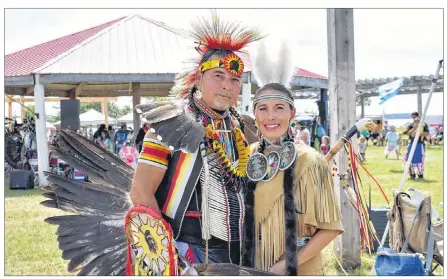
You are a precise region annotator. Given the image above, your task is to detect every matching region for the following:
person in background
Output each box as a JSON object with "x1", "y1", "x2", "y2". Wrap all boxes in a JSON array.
[
  {"x1": 114, "y1": 124, "x2": 130, "y2": 155},
  {"x1": 433, "y1": 126, "x2": 443, "y2": 145},
  {"x1": 93, "y1": 124, "x2": 106, "y2": 145},
  {"x1": 320, "y1": 135, "x2": 330, "y2": 155},
  {"x1": 311, "y1": 116, "x2": 326, "y2": 151},
  {"x1": 370, "y1": 128, "x2": 380, "y2": 146},
  {"x1": 101, "y1": 130, "x2": 114, "y2": 152},
  {"x1": 358, "y1": 136, "x2": 367, "y2": 162},
  {"x1": 135, "y1": 123, "x2": 150, "y2": 153},
  {"x1": 384, "y1": 125, "x2": 400, "y2": 159},
  {"x1": 119, "y1": 140, "x2": 139, "y2": 169},
  {"x1": 404, "y1": 112, "x2": 429, "y2": 179},
  {"x1": 108, "y1": 125, "x2": 116, "y2": 154},
  {"x1": 295, "y1": 121, "x2": 310, "y2": 145},
  {"x1": 359, "y1": 129, "x2": 370, "y2": 145}
]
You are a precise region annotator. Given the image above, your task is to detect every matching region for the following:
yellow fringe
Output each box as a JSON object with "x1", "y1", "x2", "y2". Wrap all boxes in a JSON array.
[
  {"x1": 255, "y1": 194, "x2": 285, "y2": 271},
  {"x1": 252, "y1": 143, "x2": 342, "y2": 272},
  {"x1": 293, "y1": 145, "x2": 342, "y2": 225}
]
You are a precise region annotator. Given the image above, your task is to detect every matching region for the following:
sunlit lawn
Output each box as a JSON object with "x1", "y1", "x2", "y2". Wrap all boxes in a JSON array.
[{"x1": 4, "y1": 144, "x2": 443, "y2": 275}]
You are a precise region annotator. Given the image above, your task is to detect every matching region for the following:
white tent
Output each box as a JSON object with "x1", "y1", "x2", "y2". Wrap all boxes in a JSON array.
[
  {"x1": 118, "y1": 112, "x2": 134, "y2": 124},
  {"x1": 118, "y1": 112, "x2": 144, "y2": 129},
  {"x1": 54, "y1": 109, "x2": 116, "y2": 126}
]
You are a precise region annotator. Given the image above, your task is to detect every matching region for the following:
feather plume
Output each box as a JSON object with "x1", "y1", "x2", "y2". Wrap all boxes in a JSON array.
[
  {"x1": 171, "y1": 11, "x2": 265, "y2": 99},
  {"x1": 252, "y1": 41, "x2": 295, "y2": 88},
  {"x1": 190, "y1": 11, "x2": 264, "y2": 53}
]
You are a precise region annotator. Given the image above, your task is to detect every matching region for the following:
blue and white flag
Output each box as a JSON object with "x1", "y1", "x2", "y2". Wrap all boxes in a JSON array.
[{"x1": 378, "y1": 78, "x2": 404, "y2": 105}]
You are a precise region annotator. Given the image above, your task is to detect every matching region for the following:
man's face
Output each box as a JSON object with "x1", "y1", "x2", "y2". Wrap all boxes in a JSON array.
[{"x1": 195, "y1": 55, "x2": 242, "y2": 111}]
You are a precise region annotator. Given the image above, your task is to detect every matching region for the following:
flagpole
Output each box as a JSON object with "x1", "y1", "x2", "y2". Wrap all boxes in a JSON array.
[{"x1": 379, "y1": 59, "x2": 444, "y2": 247}]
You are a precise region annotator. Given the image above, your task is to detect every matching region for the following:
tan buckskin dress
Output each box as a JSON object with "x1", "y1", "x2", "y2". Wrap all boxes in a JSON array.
[{"x1": 252, "y1": 141, "x2": 344, "y2": 275}]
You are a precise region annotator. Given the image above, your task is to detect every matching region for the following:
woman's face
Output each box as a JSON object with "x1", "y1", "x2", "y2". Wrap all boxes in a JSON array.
[{"x1": 253, "y1": 90, "x2": 296, "y2": 142}]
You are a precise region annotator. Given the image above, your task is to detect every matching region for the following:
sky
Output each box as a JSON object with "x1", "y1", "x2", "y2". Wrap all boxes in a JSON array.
[{"x1": 3, "y1": 8, "x2": 444, "y2": 117}]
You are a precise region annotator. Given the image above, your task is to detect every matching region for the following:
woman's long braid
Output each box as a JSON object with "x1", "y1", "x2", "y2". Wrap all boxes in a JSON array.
[
  {"x1": 242, "y1": 139, "x2": 266, "y2": 268},
  {"x1": 229, "y1": 106, "x2": 245, "y2": 133},
  {"x1": 283, "y1": 133, "x2": 298, "y2": 275}
]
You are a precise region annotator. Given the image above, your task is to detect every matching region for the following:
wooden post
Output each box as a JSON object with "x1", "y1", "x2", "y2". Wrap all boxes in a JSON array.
[
  {"x1": 34, "y1": 74, "x2": 49, "y2": 188},
  {"x1": 8, "y1": 99, "x2": 13, "y2": 119},
  {"x1": 101, "y1": 101, "x2": 108, "y2": 128},
  {"x1": 417, "y1": 85, "x2": 422, "y2": 116},
  {"x1": 241, "y1": 72, "x2": 252, "y2": 115},
  {"x1": 327, "y1": 8, "x2": 361, "y2": 271},
  {"x1": 20, "y1": 96, "x2": 25, "y2": 119},
  {"x1": 132, "y1": 82, "x2": 141, "y2": 130},
  {"x1": 360, "y1": 96, "x2": 365, "y2": 118}
]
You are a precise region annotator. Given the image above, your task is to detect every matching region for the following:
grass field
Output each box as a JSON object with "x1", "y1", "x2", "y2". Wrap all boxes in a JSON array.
[{"x1": 4, "y1": 144, "x2": 444, "y2": 276}]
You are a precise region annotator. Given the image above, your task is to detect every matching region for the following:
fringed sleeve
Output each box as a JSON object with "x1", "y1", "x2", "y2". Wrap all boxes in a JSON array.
[{"x1": 293, "y1": 144, "x2": 344, "y2": 234}]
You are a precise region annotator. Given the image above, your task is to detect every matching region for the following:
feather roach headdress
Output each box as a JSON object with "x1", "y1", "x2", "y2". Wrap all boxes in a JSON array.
[
  {"x1": 251, "y1": 41, "x2": 296, "y2": 108},
  {"x1": 171, "y1": 11, "x2": 265, "y2": 99}
]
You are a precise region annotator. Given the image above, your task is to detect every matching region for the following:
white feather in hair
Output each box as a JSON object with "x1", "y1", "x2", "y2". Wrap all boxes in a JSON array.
[{"x1": 252, "y1": 41, "x2": 295, "y2": 88}]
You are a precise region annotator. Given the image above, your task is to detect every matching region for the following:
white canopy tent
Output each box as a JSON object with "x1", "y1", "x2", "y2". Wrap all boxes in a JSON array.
[
  {"x1": 117, "y1": 112, "x2": 134, "y2": 128},
  {"x1": 54, "y1": 109, "x2": 116, "y2": 127}
]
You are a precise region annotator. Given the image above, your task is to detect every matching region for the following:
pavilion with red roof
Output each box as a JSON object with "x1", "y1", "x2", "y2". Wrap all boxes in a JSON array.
[{"x1": 5, "y1": 14, "x2": 442, "y2": 187}]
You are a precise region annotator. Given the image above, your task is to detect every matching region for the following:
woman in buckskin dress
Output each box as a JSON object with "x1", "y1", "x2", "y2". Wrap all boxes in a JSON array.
[{"x1": 241, "y1": 44, "x2": 344, "y2": 276}]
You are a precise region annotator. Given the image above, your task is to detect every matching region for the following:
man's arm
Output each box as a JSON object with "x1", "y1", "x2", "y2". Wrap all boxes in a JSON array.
[
  {"x1": 405, "y1": 124, "x2": 415, "y2": 136},
  {"x1": 130, "y1": 133, "x2": 171, "y2": 211},
  {"x1": 130, "y1": 163, "x2": 166, "y2": 211}
]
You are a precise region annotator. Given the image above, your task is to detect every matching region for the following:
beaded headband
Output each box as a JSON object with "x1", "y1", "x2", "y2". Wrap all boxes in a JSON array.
[
  {"x1": 199, "y1": 53, "x2": 244, "y2": 77},
  {"x1": 252, "y1": 93, "x2": 295, "y2": 108}
]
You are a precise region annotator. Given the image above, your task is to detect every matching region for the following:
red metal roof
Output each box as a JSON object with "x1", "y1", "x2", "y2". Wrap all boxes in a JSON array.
[
  {"x1": 5, "y1": 17, "x2": 124, "y2": 77},
  {"x1": 296, "y1": 68, "x2": 327, "y2": 79}
]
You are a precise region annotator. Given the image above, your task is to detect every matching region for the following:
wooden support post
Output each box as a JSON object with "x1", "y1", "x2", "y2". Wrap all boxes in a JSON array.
[
  {"x1": 20, "y1": 96, "x2": 25, "y2": 119},
  {"x1": 327, "y1": 8, "x2": 361, "y2": 271},
  {"x1": 360, "y1": 96, "x2": 365, "y2": 118},
  {"x1": 241, "y1": 72, "x2": 252, "y2": 115},
  {"x1": 101, "y1": 101, "x2": 109, "y2": 128},
  {"x1": 417, "y1": 85, "x2": 423, "y2": 116},
  {"x1": 132, "y1": 82, "x2": 141, "y2": 130},
  {"x1": 8, "y1": 99, "x2": 13, "y2": 119},
  {"x1": 34, "y1": 75, "x2": 49, "y2": 187}
]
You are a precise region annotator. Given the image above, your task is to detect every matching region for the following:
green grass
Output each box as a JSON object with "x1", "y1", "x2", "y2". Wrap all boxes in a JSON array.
[
  {"x1": 4, "y1": 184, "x2": 71, "y2": 276},
  {"x1": 323, "y1": 143, "x2": 444, "y2": 276},
  {"x1": 4, "y1": 144, "x2": 443, "y2": 275}
]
